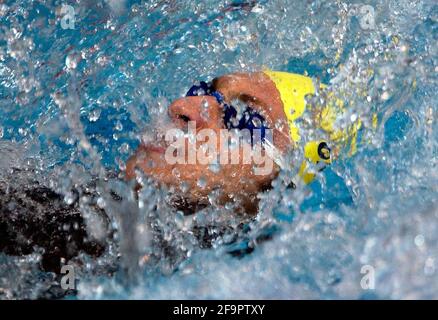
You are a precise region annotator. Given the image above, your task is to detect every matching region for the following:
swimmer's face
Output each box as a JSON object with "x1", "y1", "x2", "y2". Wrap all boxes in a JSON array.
[{"x1": 126, "y1": 72, "x2": 291, "y2": 214}]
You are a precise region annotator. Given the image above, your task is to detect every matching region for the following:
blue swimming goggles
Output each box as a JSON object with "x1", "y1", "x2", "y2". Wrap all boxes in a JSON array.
[{"x1": 186, "y1": 81, "x2": 270, "y2": 145}]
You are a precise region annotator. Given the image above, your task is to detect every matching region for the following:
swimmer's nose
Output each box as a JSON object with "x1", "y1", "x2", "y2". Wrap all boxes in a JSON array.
[{"x1": 168, "y1": 96, "x2": 222, "y2": 129}]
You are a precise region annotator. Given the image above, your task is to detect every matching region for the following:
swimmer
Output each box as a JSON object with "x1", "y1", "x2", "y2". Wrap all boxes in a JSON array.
[
  {"x1": 126, "y1": 71, "x2": 364, "y2": 215},
  {"x1": 0, "y1": 70, "x2": 365, "y2": 282}
]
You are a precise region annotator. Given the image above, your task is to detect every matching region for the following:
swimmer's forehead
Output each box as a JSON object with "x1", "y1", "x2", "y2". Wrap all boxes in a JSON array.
[{"x1": 212, "y1": 72, "x2": 287, "y2": 125}]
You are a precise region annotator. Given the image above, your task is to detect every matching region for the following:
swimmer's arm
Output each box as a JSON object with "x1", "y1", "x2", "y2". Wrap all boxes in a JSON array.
[{"x1": 0, "y1": 186, "x2": 105, "y2": 273}]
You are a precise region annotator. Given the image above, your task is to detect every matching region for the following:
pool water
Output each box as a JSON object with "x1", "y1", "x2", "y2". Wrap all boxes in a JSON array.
[{"x1": 0, "y1": 0, "x2": 437, "y2": 299}]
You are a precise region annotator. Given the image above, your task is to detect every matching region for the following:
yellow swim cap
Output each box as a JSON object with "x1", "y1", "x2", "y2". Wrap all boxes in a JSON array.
[{"x1": 263, "y1": 70, "x2": 364, "y2": 184}]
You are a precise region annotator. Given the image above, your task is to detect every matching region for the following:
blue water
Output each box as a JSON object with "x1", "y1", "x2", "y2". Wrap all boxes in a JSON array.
[{"x1": 0, "y1": 0, "x2": 437, "y2": 299}]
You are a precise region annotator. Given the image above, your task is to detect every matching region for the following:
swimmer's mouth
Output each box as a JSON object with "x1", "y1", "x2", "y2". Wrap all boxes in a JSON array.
[{"x1": 142, "y1": 142, "x2": 167, "y2": 154}]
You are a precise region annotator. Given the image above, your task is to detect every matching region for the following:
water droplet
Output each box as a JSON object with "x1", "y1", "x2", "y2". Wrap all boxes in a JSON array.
[
  {"x1": 115, "y1": 120, "x2": 123, "y2": 131},
  {"x1": 97, "y1": 197, "x2": 106, "y2": 208},
  {"x1": 172, "y1": 168, "x2": 180, "y2": 177},
  {"x1": 64, "y1": 193, "x2": 75, "y2": 205},
  {"x1": 251, "y1": 4, "x2": 264, "y2": 13},
  {"x1": 414, "y1": 234, "x2": 425, "y2": 247},
  {"x1": 117, "y1": 158, "x2": 126, "y2": 171},
  {"x1": 119, "y1": 143, "x2": 130, "y2": 154},
  {"x1": 197, "y1": 176, "x2": 207, "y2": 188},
  {"x1": 66, "y1": 53, "x2": 80, "y2": 70},
  {"x1": 424, "y1": 257, "x2": 435, "y2": 276},
  {"x1": 89, "y1": 109, "x2": 101, "y2": 122},
  {"x1": 0, "y1": 4, "x2": 9, "y2": 17},
  {"x1": 175, "y1": 211, "x2": 185, "y2": 229},
  {"x1": 180, "y1": 182, "x2": 189, "y2": 193},
  {"x1": 350, "y1": 113, "x2": 358, "y2": 122},
  {"x1": 208, "y1": 163, "x2": 221, "y2": 173},
  {"x1": 381, "y1": 91, "x2": 390, "y2": 100},
  {"x1": 18, "y1": 128, "x2": 27, "y2": 136},
  {"x1": 96, "y1": 55, "x2": 108, "y2": 66},
  {"x1": 201, "y1": 100, "x2": 210, "y2": 120}
]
